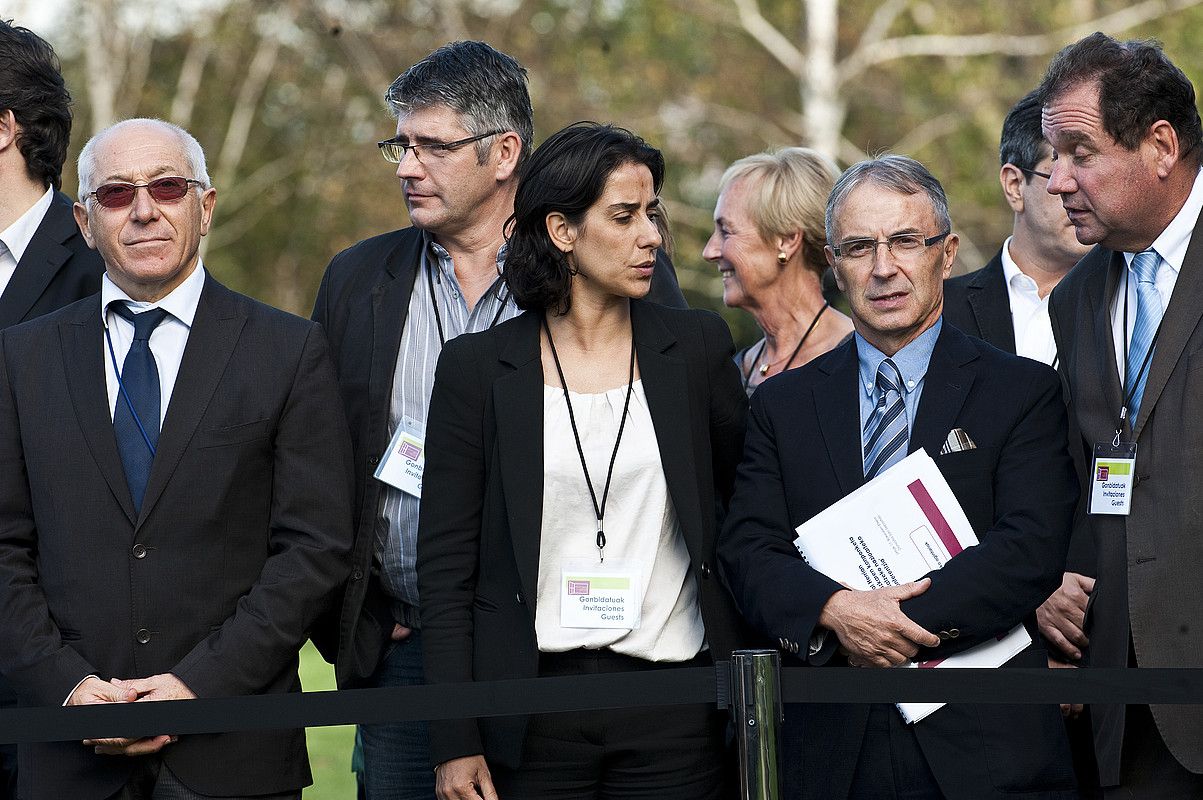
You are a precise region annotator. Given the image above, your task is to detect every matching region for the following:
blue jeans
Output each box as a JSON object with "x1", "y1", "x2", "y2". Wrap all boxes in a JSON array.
[{"x1": 359, "y1": 630, "x2": 435, "y2": 800}]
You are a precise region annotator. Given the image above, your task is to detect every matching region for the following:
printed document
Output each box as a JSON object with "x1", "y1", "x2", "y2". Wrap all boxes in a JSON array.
[{"x1": 793, "y1": 449, "x2": 1030, "y2": 724}]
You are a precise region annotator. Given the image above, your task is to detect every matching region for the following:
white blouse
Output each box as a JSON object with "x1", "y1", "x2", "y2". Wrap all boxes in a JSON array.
[{"x1": 535, "y1": 380, "x2": 705, "y2": 661}]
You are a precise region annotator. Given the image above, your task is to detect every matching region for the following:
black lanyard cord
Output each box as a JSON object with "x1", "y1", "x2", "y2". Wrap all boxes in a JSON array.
[
  {"x1": 426, "y1": 256, "x2": 511, "y2": 347},
  {"x1": 543, "y1": 313, "x2": 636, "y2": 562}
]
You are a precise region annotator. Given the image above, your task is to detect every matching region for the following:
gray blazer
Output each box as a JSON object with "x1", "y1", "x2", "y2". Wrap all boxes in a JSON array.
[{"x1": 1050, "y1": 210, "x2": 1203, "y2": 784}]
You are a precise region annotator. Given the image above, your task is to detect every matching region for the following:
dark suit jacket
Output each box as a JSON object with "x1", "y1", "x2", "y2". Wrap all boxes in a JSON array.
[
  {"x1": 310, "y1": 226, "x2": 688, "y2": 687},
  {"x1": 415, "y1": 302, "x2": 747, "y2": 768},
  {"x1": 1050, "y1": 212, "x2": 1203, "y2": 783},
  {"x1": 0, "y1": 276, "x2": 354, "y2": 800},
  {"x1": 719, "y1": 322, "x2": 1078, "y2": 800},
  {"x1": 943, "y1": 250, "x2": 1016, "y2": 353},
  {"x1": 0, "y1": 191, "x2": 104, "y2": 330}
]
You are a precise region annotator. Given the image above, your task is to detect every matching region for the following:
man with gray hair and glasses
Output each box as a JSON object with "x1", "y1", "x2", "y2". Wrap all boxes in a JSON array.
[
  {"x1": 720, "y1": 155, "x2": 1078, "y2": 799},
  {"x1": 311, "y1": 40, "x2": 685, "y2": 798}
]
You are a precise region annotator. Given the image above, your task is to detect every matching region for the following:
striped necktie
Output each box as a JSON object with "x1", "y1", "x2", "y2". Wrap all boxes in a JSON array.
[
  {"x1": 863, "y1": 357, "x2": 908, "y2": 480},
  {"x1": 1125, "y1": 249, "x2": 1162, "y2": 423}
]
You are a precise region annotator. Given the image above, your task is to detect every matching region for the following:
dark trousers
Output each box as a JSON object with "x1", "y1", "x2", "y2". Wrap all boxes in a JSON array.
[
  {"x1": 0, "y1": 674, "x2": 15, "y2": 800},
  {"x1": 490, "y1": 649, "x2": 731, "y2": 800},
  {"x1": 104, "y1": 758, "x2": 300, "y2": 800},
  {"x1": 846, "y1": 704, "x2": 945, "y2": 800},
  {"x1": 1101, "y1": 704, "x2": 1203, "y2": 799}
]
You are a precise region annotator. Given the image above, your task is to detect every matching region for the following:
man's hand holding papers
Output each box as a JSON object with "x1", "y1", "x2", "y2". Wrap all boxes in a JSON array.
[{"x1": 818, "y1": 578, "x2": 940, "y2": 667}]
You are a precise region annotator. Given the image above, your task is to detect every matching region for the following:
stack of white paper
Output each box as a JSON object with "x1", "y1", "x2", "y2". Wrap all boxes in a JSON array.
[{"x1": 792, "y1": 449, "x2": 1031, "y2": 724}]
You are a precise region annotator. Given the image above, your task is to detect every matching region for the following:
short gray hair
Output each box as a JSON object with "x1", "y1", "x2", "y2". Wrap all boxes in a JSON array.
[
  {"x1": 385, "y1": 41, "x2": 533, "y2": 166},
  {"x1": 825, "y1": 154, "x2": 951, "y2": 245},
  {"x1": 77, "y1": 118, "x2": 211, "y2": 203}
]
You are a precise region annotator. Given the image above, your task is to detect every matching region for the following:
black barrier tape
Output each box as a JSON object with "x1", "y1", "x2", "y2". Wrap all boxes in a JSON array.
[{"x1": 4, "y1": 667, "x2": 1203, "y2": 745}]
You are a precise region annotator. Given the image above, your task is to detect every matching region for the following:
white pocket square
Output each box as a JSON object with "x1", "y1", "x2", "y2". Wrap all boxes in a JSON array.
[{"x1": 939, "y1": 428, "x2": 977, "y2": 455}]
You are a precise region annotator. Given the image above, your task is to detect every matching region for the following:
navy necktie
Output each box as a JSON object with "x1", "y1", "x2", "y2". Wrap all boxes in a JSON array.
[
  {"x1": 110, "y1": 304, "x2": 170, "y2": 511},
  {"x1": 863, "y1": 357, "x2": 908, "y2": 480}
]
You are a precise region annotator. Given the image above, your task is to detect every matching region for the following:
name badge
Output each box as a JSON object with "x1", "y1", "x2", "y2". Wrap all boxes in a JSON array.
[
  {"x1": 375, "y1": 415, "x2": 425, "y2": 497},
  {"x1": 560, "y1": 558, "x2": 643, "y2": 630},
  {"x1": 1089, "y1": 440, "x2": 1137, "y2": 515}
]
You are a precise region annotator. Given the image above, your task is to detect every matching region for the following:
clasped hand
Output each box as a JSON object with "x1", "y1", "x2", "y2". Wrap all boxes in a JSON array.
[
  {"x1": 69, "y1": 673, "x2": 196, "y2": 756},
  {"x1": 819, "y1": 578, "x2": 941, "y2": 668}
]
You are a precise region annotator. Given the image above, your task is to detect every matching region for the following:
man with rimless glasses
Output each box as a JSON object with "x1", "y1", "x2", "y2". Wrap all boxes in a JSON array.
[
  {"x1": 310, "y1": 41, "x2": 685, "y2": 799},
  {"x1": 720, "y1": 155, "x2": 1078, "y2": 798},
  {"x1": 0, "y1": 118, "x2": 354, "y2": 799}
]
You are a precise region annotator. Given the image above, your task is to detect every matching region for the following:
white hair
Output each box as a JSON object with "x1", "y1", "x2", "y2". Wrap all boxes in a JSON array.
[{"x1": 76, "y1": 118, "x2": 211, "y2": 202}]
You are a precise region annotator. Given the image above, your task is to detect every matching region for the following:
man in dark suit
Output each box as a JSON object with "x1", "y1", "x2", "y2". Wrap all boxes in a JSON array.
[
  {"x1": 0, "y1": 20, "x2": 103, "y2": 330},
  {"x1": 0, "y1": 20, "x2": 105, "y2": 798},
  {"x1": 944, "y1": 88, "x2": 1090, "y2": 361},
  {"x1": 720, "y1": 155, "x2": 1077, "y2": 799},
  {"x1": 0, "y1": 118, "x2": 353, "y2": 799},
  {"x1": 1043, "y1": 33, "x2": 1203, "y2": 797},
  {"x1": 312, "y1": 40, "x2": 685, "y2": 797}
]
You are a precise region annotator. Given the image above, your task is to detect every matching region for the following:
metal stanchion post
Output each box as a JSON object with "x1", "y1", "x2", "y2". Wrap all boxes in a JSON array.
[{"x1": 729, "y1": 649, "x2": 783, "y2": 800}]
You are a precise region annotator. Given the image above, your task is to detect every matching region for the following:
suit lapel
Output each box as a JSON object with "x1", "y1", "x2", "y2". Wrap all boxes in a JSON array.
[
  {"x1": 632, "y1": 303, "x2": 705, "y2": 562},
  {"x1": 813, "y1": 341, "x2": 866, "y2": 495},
  {"x1": 0, "y1": 193, "x2": 80, "y2": 328},
  {"x1": 966, "y1": 254, "x2": 1017, "y2": 353},
  {"x1": 59, "y1": 301, "x2": 137, "y2": 524},
  {"x1": 369, "y1": 232, "x2": 422, "y2": 441},
  {"x1": 137, "y1": 277, "x2": 246, "y2": 527},
  {"x1": 1086, "y1": 251, "x2": 1125, "y2": 435},
  {"x1": 493, "y1": 312, "x2": 545, "y2": 608},
  {"x1": 1134, "y1": 214, "x2": 1203, "y2": 437},
  {"x1": 911, "y1": 325, "x2": 976, "y2": 457}
]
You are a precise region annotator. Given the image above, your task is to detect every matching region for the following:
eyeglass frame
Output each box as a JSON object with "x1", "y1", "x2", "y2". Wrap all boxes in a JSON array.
[
  {"x1": 377, "y1": 129, "x2": 507, "y2": 164},
  {"x1": 87, "y1": 177, "x2": 206, "y2": 209},
  {"x1": 830, "y1": 230, "x2": 952, "y2": 260},
  {"x1": 1016, "y1": 165, "x2": 1052, "y2": 181}
]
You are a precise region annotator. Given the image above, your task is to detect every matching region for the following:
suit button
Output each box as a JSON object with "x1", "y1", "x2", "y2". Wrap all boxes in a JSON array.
[
  {"x1": 948, "y1": 628, "x2": 960, "y2": 638},
  {"x1": 131, "y1": 544, "x2": 147, "y2": 559},
  {"x1": 351, "y1": 568, "x2": 363, "y2": 581},
  {"x1": 938, "y1": 630, "x2": 951, "y2": 640},
  {"x1": 701, "y1": 562, "x2": 712, "y2": 578},
  {"x1": 516, "y1": 592, "x2": 525, "y2": 605},
  {"x1": 135, "y1": 628, "x2": 151, "y2": 645},
  {"x1": 368, "y1": 455, "x2": 380, "y2": 465}
]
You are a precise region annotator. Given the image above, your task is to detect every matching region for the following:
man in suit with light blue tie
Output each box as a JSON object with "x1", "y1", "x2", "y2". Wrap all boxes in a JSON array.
[
  {"x1": 0, "y1": 118, "x2": 353, "y2": 799},
  {"x1": 720, "y1": 154, "x2": 1078, "y2": 799},
  {"x1": 1043, "y1": 33, "x2": 1203, "y2": 797}
]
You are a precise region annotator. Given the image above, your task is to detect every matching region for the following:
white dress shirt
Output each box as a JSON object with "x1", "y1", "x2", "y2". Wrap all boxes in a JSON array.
[
  {"x1": 101, "y1": 262, "x2": 206, "y2": 426},
  {"x1": 1000, "y1": 237, "x2": 1058, "y2": 366},
  {"x1": 0, "y1": 187, "x2": 55, "y2": 298},
  {"x1": 1110, "y1": 168, "x2": 1203, "y2": 381}
]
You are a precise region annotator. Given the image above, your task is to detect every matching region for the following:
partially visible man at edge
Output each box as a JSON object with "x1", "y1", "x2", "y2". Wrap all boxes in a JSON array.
[
  {"x1": 1043, "y1": 32, "x2": 1203, "y2": 797},
  {"x1": 311, "y1": 39, "x2": 688, "y2": 798}
]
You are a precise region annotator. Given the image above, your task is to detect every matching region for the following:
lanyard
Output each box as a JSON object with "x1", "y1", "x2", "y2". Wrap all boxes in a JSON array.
[
  {"x1": 1116, "y1": 266, "x2": 1164, "y2": 443},
  {"x1": 543, "y1": 314, "x2": 636, "y2": 563},
  {"x1": 425, "y1": 256, "x2": 510, "y2": 347}
]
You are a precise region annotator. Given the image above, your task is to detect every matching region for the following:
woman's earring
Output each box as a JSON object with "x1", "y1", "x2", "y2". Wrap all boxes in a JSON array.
[{"x1": 777, "y1": 252, "x2": 788, "y2": 265}]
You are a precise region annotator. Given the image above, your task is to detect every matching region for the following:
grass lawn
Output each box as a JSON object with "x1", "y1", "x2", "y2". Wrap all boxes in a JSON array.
[{"x1": 299, "y1": 641, "x2": 357, "y2": 799}]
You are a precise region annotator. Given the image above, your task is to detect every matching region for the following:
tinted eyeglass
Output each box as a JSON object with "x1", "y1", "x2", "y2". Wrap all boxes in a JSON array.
[{"x1": 90, "y1": 177, "x2": 204, "y2": 209}]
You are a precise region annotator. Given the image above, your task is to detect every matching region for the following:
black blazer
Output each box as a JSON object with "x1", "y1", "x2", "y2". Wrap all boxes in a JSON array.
[
  {"x1": 416, "y1": 302, "x2": 747, "y2": 769},
  {"x1": 310, "y1": 226, "x2": 689, "y2": 686},
  {"x1": 943, "y1": 250, "x2": 1016, "y2": 353},
  {"x1": 719, "y1": 323, "x2": 1078, "y2": 800},
  {"x1": 0, "y1": 191, "x2": 104, "y2": 330},
  {"x1": 0, "y1": 276, "x2": 354, "y2": 799}
]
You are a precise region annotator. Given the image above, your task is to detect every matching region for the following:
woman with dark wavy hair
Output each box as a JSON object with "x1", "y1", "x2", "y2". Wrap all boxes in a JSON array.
[{"x1": 417, "y1": 122, "x2": 748, "y2": 799}]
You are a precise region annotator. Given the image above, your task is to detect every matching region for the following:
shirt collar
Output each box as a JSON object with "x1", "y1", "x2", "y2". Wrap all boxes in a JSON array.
[
  {"x1": 1126, "y1": 166, "x2": 1203, "y2": 276},
  {"x1": 856, "y1": 318, "x2": 942, "y2": 399},
  {"x1": 422, "y1": 230, "x2": 507, "y2": 279},
  {"x1": 101, "y1": 261, "x2": 206, "y2": 328},
  {"x1": 0, "y1": 187, "x2": 55, "y2": 265},
  {"x1": 999, "y1": 235, "x2": 1040, "y2": 294}
]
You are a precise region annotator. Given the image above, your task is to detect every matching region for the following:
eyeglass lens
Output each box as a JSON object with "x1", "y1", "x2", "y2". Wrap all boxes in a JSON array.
[{"x1": 94, "y1": 177, "x2": 195, "y2": 208}]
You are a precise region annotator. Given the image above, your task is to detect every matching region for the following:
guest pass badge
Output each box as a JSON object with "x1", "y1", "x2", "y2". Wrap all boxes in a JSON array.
[
  {"x1": 1089, "y1": 440, "x2": 1137, "y2": 515},
  {"x1": 374, "y1": 415, "x2": 425, "y2": 497},
  {"x1": 560, "y1": 558, "x2": 643, "y2": 630}
]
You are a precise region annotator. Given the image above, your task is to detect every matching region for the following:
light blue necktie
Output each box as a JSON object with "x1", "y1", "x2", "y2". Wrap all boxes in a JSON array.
[
  {"x1": 863, "y1": 358, "x2": 908, "y2": 479},
  {"x1": 1125, "y1": 249, "x2": 1162, "y2": 423}
]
